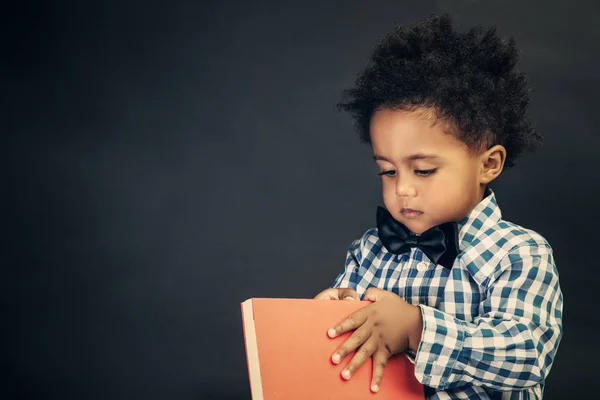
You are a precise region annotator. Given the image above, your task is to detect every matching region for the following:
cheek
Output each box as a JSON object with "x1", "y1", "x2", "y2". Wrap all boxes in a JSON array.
[
  {"x1": 460, "y1": 166, "x2": 481, "y2": 191},
  {"x1": 381, "y1": 180, "x2": 397, "y2": 205},
  {"x1": 426, "y1": 168, "x2": 473, "y2": 200},
  {"x1": 437, "y1": 167, "x2": 479, "y2": 202}
]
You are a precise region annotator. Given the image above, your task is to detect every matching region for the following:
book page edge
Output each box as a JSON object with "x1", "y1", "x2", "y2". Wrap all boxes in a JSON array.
[{"x1": 242, "y1": 299, "x2": 263, "y2": 400}]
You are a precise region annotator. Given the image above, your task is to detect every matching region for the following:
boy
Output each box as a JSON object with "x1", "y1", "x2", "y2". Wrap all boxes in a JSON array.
[{"x1": 315, "y1": 14, "x2": 563, "y2": 399}]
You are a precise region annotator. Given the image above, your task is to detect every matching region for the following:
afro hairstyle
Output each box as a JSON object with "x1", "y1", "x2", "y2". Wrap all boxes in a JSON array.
[{"x1": 337, "y1": 14, "x2": 542, "y2": 168}]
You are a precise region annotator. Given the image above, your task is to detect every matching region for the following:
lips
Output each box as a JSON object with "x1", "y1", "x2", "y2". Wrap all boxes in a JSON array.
[{"x1": 400, "y1": 208, "x2": 423, "y2": 218}]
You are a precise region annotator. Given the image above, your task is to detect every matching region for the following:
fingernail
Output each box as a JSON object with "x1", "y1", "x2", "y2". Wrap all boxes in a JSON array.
[
  {"x1": 343, "y1": 296, "x2": 355, "y2": 300},
  {"x1": 342, "y1": 369, "x2": 351, "y2": 380},
  {"x1": 332, "y1": 353, "x2": 340, "y2": 364},
  {"x1": 371, "y1": 384, "x2": 379, "y2": 392},
  {"x1": 327, "y1": 328, "x2": 337, "y2": 338}
]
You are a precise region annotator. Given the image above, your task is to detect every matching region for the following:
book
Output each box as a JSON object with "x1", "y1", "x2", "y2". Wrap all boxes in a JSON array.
[{"x1": 240, "y1": 297, "x2": 424, "y2": 399}]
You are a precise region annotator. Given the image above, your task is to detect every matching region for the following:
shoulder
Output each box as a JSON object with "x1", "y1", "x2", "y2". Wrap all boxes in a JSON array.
[
  {"x1": 347, "y1": 227, "x2": 386, "y2": 262},
  {"x1": 461, "y1": 219, "x2": 555, "y2": 287},
  {"x1": 493, "y1": 219, "x2": 553, "y2": 254}
]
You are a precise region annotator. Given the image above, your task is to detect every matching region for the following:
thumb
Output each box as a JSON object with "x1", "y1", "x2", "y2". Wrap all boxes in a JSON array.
[
  {"x1": 364, "y1": 287, "x2": 386, "y2": 302},
  {"x1": 337, "y1": 288, "x2": 359, "y2": 300}
]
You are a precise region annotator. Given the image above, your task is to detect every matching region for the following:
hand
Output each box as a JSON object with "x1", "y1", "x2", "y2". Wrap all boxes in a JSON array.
[
  {"x1": 327, "y1": 288, "x2": 423, "y2": 392},
  {"x1": 314, "y1": 287, "x2": 359, "y2": 300}
]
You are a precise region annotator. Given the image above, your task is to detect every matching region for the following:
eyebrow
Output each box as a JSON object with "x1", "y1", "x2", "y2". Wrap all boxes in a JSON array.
[{"x1": 373, "y1": 153, "x2": 439, "y2": 162}]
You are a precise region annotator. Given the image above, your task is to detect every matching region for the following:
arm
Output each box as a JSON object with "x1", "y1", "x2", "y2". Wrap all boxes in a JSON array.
[
  {"x1": 330, "y1": 238, "x2": 361, "y2": 291},
  {"x1": 414, "y1": 245, "x2": 563, "y2": 391}
]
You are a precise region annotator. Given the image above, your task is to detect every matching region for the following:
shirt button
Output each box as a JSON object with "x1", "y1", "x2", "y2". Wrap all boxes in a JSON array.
[
  {"x1": 397, "y1": 255, "x2": 402, "y2": 261},
  {"x1": 416, "y1": 262, "x2": 428, "y2": 272}
]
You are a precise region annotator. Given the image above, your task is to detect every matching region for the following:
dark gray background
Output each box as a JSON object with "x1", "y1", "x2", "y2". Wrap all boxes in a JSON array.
[{"x1": 5, "y1": 0, "x2": 597, "y2": 398}]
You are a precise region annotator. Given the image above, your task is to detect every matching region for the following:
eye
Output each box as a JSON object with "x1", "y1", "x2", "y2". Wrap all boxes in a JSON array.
[
  {"x1": 377, "y1": 170, "x2": 396, "y2": 177},
  {"x1": 415, "y1": 169, "x2": 436, "y2": 176}
]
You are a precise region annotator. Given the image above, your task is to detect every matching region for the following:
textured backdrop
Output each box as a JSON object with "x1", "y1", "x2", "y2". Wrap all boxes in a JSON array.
[{"x1": 5, "y1": 0, "x2": 597, "y2": 398}]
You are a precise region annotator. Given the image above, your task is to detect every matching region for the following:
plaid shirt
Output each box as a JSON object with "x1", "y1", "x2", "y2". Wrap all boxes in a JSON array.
[{"x1": 331, "y1": 190, "x2": 563, "y2": 399}]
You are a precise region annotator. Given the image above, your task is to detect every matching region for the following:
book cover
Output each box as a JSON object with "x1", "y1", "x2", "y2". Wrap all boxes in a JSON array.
[{"x1": 241, "y1": 297, "x2": 424, "y2": 399}]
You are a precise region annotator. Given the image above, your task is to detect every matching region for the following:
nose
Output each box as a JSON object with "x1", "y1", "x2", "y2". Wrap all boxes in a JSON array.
[{"x1": 396, "y1": 178, "x2": 417, "y2": 197}]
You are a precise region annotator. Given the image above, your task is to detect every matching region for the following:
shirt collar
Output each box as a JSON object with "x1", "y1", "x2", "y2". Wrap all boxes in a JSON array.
[{"x1": 456, "y1": 187, "x2": 502, "y2": 250}]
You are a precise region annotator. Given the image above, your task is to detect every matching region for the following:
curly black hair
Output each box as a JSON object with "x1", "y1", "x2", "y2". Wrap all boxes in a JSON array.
[{"x1": 337, "y1": 14, "x2": 542, "y2": 168}]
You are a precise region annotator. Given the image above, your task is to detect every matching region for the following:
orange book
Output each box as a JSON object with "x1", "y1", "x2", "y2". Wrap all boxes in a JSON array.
[{"x1": 240, "y1": 298, "x2": 424, "y2": 399}]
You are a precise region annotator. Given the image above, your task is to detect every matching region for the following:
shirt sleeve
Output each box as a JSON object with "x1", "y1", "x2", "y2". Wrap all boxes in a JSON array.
[
  {"x1": 330, "y1": 238, "x2": 361, "y2": 290},
  {"x1": 413, "y1": 244, "x2": 564, "y2": 391}
]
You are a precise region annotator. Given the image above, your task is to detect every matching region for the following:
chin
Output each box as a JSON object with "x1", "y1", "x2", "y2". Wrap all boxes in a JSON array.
[
  {"x1": 397, "y1": 219, "x2": 430, "y2": 235},
  {"x1": 409, "y1": 226, "x2": 429, "y2": 235}
]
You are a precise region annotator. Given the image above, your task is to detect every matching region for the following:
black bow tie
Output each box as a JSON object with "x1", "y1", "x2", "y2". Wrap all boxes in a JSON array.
[{"x1": 376, "y1": 206, "x2": 460, "y2": 269}]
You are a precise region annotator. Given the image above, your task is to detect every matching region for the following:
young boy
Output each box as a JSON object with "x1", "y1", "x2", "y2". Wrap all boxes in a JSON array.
[{"x1": 315, "y1": 14, "x2": 563, "y2": 399}]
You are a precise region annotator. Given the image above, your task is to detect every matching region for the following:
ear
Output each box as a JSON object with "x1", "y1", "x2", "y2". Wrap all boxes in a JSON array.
[{"x1": 479, "y1": 145, "x2": 506, "y2": 184}]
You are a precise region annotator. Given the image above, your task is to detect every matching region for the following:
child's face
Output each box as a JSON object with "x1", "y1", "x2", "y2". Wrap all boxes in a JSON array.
[{"x1": 370, "y1": 108, "x2": 492, "y2": 235}]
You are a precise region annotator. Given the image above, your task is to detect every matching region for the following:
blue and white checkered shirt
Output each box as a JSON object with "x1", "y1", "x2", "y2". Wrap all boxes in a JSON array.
[{"x1": 331, "y1": 190, "x2": 563, "y2": 399}]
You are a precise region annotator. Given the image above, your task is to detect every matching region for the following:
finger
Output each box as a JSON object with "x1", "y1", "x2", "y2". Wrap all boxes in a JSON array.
[
  {"x1": 338, "y1": 288, "x2": 359, "y2": 300},
  {"x1": 370, "y1": 349, "x2": 390, "y2": 392},
  {"x1": 314, "y1": 288, "x2": 338, "y2": 300},
  {"x1": 364, "y1": 287, "x2": 386, "y2": 302},
  {"x1": 340, "y1": 337, "x2": 378, "y2": 380},
  {"x1": 328, "y1": 308, "x2": 368, "y2": 338},
  {"x1": 331, "y1": 324, "x2": 371, "y2": 365}
]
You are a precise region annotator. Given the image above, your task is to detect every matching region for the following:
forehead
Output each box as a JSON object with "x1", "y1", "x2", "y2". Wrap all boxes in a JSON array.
[{"x1": 369, "y1": 108, "x2": 469, "y2": 159}]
